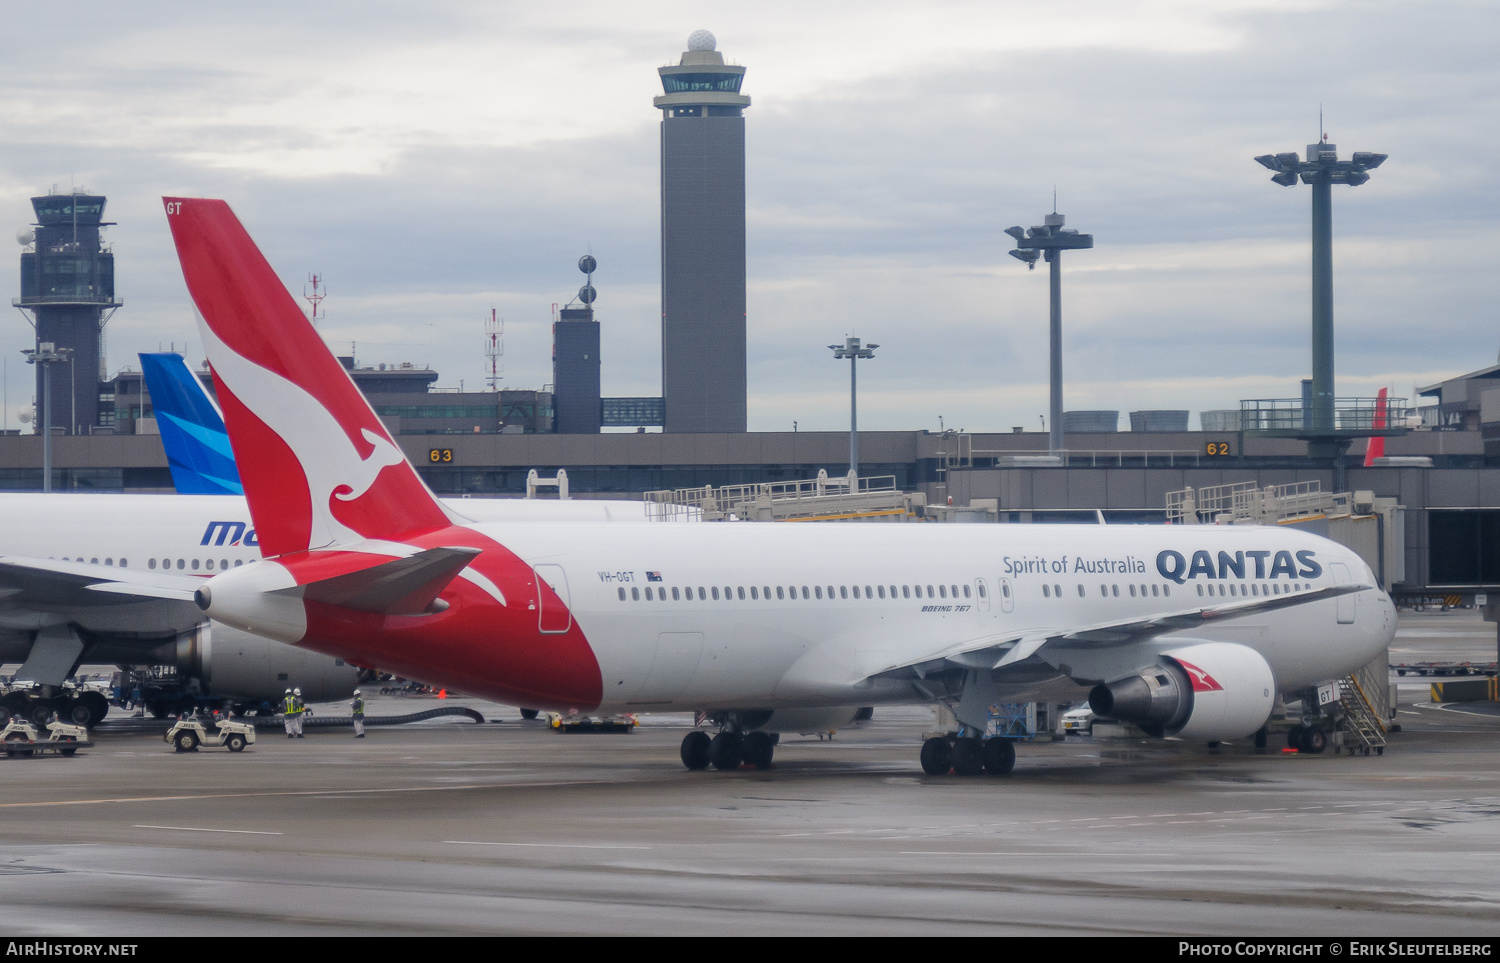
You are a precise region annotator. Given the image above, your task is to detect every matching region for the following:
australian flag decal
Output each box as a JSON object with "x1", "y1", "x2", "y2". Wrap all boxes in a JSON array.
[{"x1": 646, "y1": 571, "x2": 663, "y2": 582}]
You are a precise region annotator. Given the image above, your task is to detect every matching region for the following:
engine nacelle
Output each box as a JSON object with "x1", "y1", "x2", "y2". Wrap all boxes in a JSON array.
[
  {"x1": 172, "y1": 621, "x2": 358, "y2": 704},
  {"x1": 1088, "y1": 642, "x2": 1275, "y2": 741}
]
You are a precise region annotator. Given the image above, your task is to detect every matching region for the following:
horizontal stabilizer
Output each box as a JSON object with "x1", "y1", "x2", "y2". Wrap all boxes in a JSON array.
[
  {"x1": 0, "y1": 556, "x2": 203, "y2": 603},
  {"x1": 271, "y1": 546, "x2": 480, "y2": 616}
]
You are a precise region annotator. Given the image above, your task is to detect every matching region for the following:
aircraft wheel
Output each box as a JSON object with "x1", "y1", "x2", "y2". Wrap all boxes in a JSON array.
[
  {"x1": 742, "y1": 731, "x2": 775, "y2": 770},
  {"x1": 1303, "y1": 727, "x2": 1328, "y2": 754},
  {"x1": 680, "y1": 731, "x2": 711, "y2": 770},
  {"x1": 919, "y1": 737, "x2": 951, "y2": 776},
  {"x1": 1287, "y1": 727, "x2": 1306, "y2": 752},
  {"x1": 65, "y1": 699, "x2": 94, "y2": 727},
  {"x1": 225, "y1": 734, "x2": 247, "y2": 752},
  {"x1": 951, "y1": 737, "x2": 984, "y2": 777},
  {"x1": 174, "y1": 731, "x2": 199, "y2": 753},
  {"x1": 1253, "y1": 727, "x2": 1268, "y2": 751},
  {"x1": 27, "y1": 702, "x2": 54, "y2": 728},
  {"x1": 58, "y1": 736, "x2": 78, "y2": 757},
  {"x1": 982, "y1": 738, "x2": 1016, "y2": 776},
  {"x1": 519, "y1": 708, "x2": 539, "y2": 720},
  {"x1": 709, "y1": 731, "x2": 743, "y2": 771}
]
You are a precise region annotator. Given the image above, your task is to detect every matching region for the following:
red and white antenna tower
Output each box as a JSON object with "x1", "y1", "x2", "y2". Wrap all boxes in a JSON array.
[
  {"x1": 485, "y1": 308, "x2": 504, "y2": 391},
  {"x1": 303, "y1": 273, "x2": 326, "y2": 324}
]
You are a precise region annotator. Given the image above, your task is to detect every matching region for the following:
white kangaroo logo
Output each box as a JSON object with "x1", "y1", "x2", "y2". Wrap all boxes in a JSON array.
[{"x1": 198, "y1": 319, "x2": 408, "y2": 551}]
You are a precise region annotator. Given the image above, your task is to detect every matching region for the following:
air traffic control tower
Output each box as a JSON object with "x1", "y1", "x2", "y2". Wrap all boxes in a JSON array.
[
  {"x1": 15, "y1": 191, "x2": 120, "y2": 436},
  {"x1": 655, "y1": 30, "x2": 750, "y2": 433}
]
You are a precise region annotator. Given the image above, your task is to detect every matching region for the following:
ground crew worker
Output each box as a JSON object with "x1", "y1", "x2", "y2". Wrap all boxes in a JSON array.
[
  {"x1": 292, "y1": 688, "x2": 306, "y2": 737},
  {"x1": 282, "y1": 688, "x2": 297, "y2": 738},
  {"x1": 351, "y1": 690, "x2": 365, "y2": 738}
]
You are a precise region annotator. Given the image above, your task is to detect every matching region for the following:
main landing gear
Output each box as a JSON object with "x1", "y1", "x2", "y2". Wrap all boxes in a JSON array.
[
  {"x1": 680, "y1": 729, "x2": 777, "y2": 771},
  {"x1": 920, "y1": 735, "x2": 1016, "y2": 777}
]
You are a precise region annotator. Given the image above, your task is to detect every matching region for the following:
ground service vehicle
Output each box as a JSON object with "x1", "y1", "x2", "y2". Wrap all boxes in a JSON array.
[
  {"x1": 115, "y1": 197, "x2": 1399, "y2": 780},
  {"x1": 165, "y1": 715, "x2": 256, "y2": 752},
  {"x1": 2, "y1": 717, "x2": 90, "y2": 757}
]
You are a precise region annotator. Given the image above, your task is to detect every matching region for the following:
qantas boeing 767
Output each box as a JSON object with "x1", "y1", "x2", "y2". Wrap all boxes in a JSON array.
[{"x1": 145, "y1": 196, "x2": 1392, "y2": 776}]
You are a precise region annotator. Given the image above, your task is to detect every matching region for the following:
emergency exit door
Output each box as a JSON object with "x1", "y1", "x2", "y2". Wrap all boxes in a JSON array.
[{"x1": 534, "y1": 564, "x2": 573, "y2": 633}]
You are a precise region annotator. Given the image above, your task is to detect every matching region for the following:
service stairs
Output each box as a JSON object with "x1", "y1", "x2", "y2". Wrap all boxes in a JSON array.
[{"x1": 1335, "y1": 672, "x2": 1388, "y2": 755}]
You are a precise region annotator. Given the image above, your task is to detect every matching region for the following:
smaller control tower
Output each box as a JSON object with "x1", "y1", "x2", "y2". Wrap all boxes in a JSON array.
[
  {"x1": 15, "y1": 190, "x2": 120, "y2": 435},
  {"x1": 552, "y1": 256, "x2": 602, "y2": 434}
]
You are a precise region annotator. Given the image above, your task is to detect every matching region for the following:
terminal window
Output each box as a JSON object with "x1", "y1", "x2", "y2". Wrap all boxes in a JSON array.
[{"x1": 1428, "y1": 510, "x2": 1500, "y2": 586}]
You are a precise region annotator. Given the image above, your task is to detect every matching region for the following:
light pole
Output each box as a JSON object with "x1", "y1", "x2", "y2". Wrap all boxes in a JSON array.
[
  {"x1": 1254, "y1": 134, "x2": 1386, "y2": 458},
  {"x1": 1005, "y1": 210, "x2": 1094, "y2": 455},
  {"x1": 22, "y1": 341, "x2": 71, "y2": 491},
  {"x1": 829, "y1": 337, "x2": 877, "y2": 477}
]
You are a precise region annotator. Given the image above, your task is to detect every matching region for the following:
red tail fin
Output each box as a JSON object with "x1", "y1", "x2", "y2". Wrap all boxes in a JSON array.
[
  {"x1": 1363, "y1": 387, "x2": 1388, "y2": 468},
  {"x1": 163, "y1": 198, "x2": 451, "y2": 555}
]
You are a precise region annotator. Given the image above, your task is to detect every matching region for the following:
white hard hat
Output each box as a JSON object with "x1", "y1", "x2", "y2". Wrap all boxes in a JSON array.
[
  {"x1": 285, "y1": 688, "x2": 291, "y2": 694},
  {"x1": 293, "y1": 688, "x2": 301, "y2": 695},
  {"x1": 353, "y1": 689, "x2": 361, "y2": 696}
]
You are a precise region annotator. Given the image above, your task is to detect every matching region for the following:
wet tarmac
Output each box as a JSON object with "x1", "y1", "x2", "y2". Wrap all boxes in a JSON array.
[{"x1": 1, "y1": 611, "x2": 1497, "y2": 936}]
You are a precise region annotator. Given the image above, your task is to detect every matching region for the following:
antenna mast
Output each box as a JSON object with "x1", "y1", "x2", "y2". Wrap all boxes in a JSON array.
[
  {"x1": 485, "y1": 308, "x2": 504, "y2": 391},
  {"x1": 303, "y1": 273, "x2": 326, "y2": 325}
]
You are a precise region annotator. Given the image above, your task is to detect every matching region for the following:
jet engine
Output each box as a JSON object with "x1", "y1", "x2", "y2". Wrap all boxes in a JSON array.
[
  {"x1": 166, "y1": 621, "x2": 359, "y2": 704},
  {"x1": 1087, "y1": 641, "x2": 1275, "y2": 741}
]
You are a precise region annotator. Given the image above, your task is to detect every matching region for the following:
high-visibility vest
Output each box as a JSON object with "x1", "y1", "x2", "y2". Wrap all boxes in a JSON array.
[
  {"x1": 352, "y1": 698, "x2": 364, "y2": 718},
  {"x1": 283, "y1": 696, "x2": 296, "y2": 715}
]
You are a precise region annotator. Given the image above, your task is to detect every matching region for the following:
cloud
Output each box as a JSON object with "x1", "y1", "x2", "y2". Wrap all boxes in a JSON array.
[{"x1": 0, "y1": 1, "x2": 1494, "y2": 435}]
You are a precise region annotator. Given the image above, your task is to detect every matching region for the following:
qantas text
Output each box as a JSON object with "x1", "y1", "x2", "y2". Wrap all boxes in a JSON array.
[{"x1": 1156, "y1": 549, "x2": 1321, "y2": 584}]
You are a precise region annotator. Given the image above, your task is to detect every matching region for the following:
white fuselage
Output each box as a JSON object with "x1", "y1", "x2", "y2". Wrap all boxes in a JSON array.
[{"x1": 469, "y1": 519, "x2": 1393, "y2": 713}]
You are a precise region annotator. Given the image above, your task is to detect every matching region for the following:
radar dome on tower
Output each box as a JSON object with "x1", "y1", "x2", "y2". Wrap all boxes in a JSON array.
[{"x1": 687, "y1": 29, "x2": 716, "y2": 51}]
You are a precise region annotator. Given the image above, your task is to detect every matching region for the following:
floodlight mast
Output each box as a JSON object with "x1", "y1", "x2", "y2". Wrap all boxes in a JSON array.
[
  {"x1": 1005, "y1": 212, "x2": 1094, "y2": 454},
  {"x1": 829, "y1": 337, "x2": 877, "y2": 476},
  {"x1": 1254, "y1": 137, "x2": 1386, "y2": 454},
  {"x1": 22, "y1": 341, "x2": 71, "y2": 491}
]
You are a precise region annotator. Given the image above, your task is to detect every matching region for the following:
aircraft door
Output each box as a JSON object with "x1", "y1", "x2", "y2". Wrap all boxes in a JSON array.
[
  {"x1": 1330, "y1": 562, "x2": 1355, "y2": 624},
  {"x1": 999, "y1": 578, "x2": 1015, "y2": 614},
  {"x1": 534, "y1": 564, "x2": 573, "y2": 634}
]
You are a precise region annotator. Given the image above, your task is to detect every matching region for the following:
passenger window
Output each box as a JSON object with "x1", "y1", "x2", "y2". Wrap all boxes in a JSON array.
[
  {"x1": 878, "y1": 585, "x2": 886, "y2": 599},
  {"x1": 926, "y1": 585, "x2": 935, "y2": 597},
  {"x1": 120, "y1": 559, "x2": 127, "y2": 568},
  {"x1": 698, "y1": 587, "x2": 706, "y2": 600},
  {"x1": 939, "y1": 585, "x2": 947, "y2": 599},
  {"x1": 1197, "y1": 585, "x2": 1204, "y2": 597},
  {"x1": 737, "y1": 586, "x2": 746, "y2": 600},
  {"x1": 645, "y1": 587, "x2": 653, "y2": 600},
  {"x1": 1219, "y1": 584, "x2": 1227, "y2": 596},
  {"x1": 221, "y1": 559, "x2": 228, "y2": 570},
  {"x1": 751, "y1": 586, "x2": 759, "y2": 599},
  {"x1": 191, "y1": 559, "x2": 200, "y2": 571},
  {"x1": 105, "y1": 558, "x2": 113, "y2": 566},
  {"x1": 1043, "y1": 584, "x2": 1051, "y2": 598},
  {"x1": 672, "y1": 587, "x2": 681, "y2": 600},
  {"x1": 815, "y1": 586, "x2": 823, "y2": 599},
  {"x1": 631, "y1": 587, "x2": 640, "y2": 601},
  {"x1": 149, "y1": 559, "x2": 157, "y2": 570},
  {"x1": 1100, "y1": 584, "x2": 1107, "y2": 597},
  {"x1": 234, "y1": 560, "x2": 243, "y2": 567},
  {"x1": 723, "y1": 586, "x2": 731, "y2": 599},
  {"x1": 1054, "y1": 584, "x2": 1061, "y2": 597},
  {"x1": 840, "y1": 586, "x2": 848, "y2": 599},
  {"x1": 977, "y1": 583, "x2": 987, "y2": 598},
  {"x1": 1129, "y1": 584, "x2": 1137, "y2": 597},
  {"x1": 1001, "y1": 583, "x2": 1011, "y2": 598},
  {"x1": 827, "y1": 585, "x2": 835, "y2": 598},
  {"x1": 865, "y1": 585, "x2": 873, "y2": 598},
  {"x1": 963, "y1": 584, "x2": 971, "y2": 598},
  {"x1": 712, "y1": 586, "x2": 720, "y2": 600},
  {"x1": 1077, "y1": 585, "x2": 1085, "y2": 598},
  {"x1": 763, "y1": 586, "x2": 771, "y2": 599},
  {"x1": 805, "y1": 587, "x2": 812, "y2": 600},
  {"x1": 1163, "y1": 585, "x2": 1170, "y2": 597},
  {"x1": 951, "y1": 585, "x2": 959, "y2": 598},
  {"x1": 1151, "y1": 584, "x2": 1158, "y2": 597},
  {"x1": 176, "y1": 559, "x2": 184, "y2": 570},
  {"x1": 777, "y1": 586, "x2": 785, "y2": 600},
  {"x1": 90, "y1": 558, "x2": 98, "y2": 565},
  {"x1": 618, "y1": 588, "x2": 625, "y2": 601},
  {"x1": 902, "y1": 585, "x2": 911, "y2": 598},
  {"x1": 1112, "y1": 585, "x2": 1119, "y2": 597},
  {"x1": 206, "y1": 559, "x2": 214, "y2": 571}
]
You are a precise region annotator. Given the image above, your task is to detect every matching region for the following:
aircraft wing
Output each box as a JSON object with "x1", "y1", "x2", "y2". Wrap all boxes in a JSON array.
[
  {"x1": 0, "y1": 555, "x2": 203, "y2": 613},
  {"x1": 871, "y1": 582, "x2": 1371, "y2": 679}
]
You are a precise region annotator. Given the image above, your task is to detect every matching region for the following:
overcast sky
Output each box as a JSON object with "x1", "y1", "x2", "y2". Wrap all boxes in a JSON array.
[{"x1": 1, "y1": 1, "x2": 1494, "y2": 433}]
